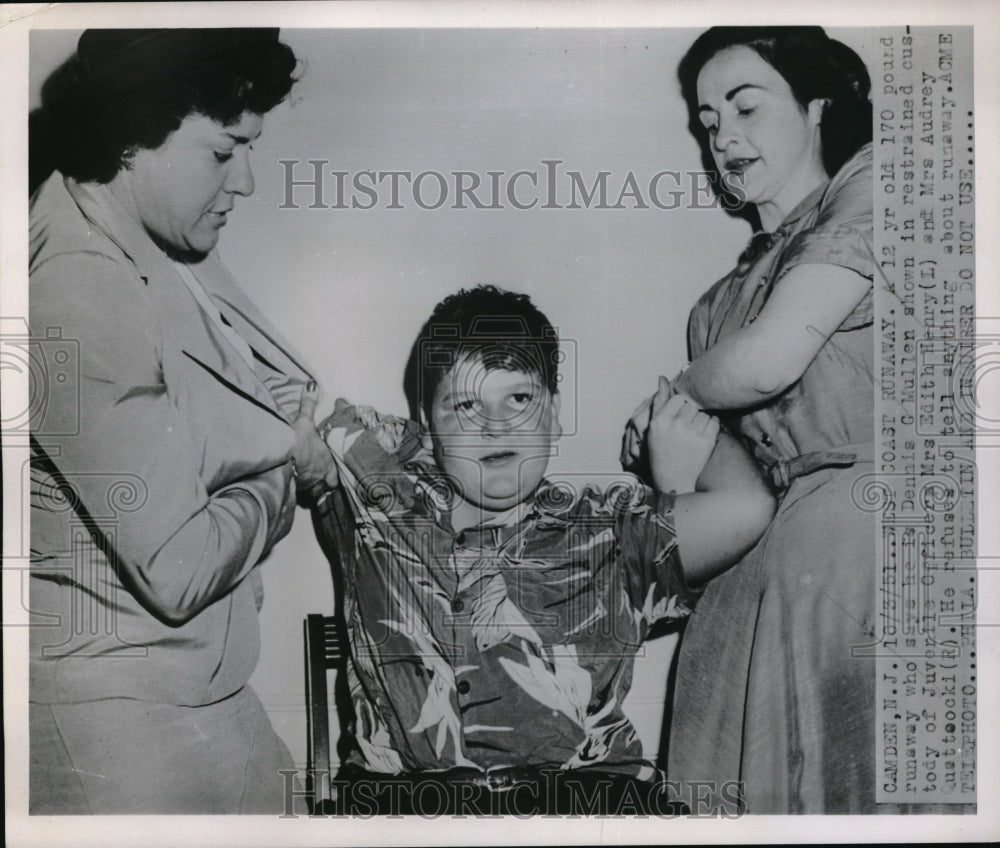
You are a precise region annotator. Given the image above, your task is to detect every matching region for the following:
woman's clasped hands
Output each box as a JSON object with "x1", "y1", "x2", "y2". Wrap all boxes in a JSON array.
[{"x1": 622, "y1": 375, "x2": 720, "y2": 494}]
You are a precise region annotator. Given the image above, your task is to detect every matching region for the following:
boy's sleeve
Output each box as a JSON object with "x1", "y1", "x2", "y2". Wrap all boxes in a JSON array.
[
  {"x1": 613, "y1": 483, "x2": 704, "y2": 626},
  {"x1": 320, "y1": 399, "x2": 423, "y2": 476},
  {"x1": 313, "y1": 400, "x2": 425, "y2": 581}
]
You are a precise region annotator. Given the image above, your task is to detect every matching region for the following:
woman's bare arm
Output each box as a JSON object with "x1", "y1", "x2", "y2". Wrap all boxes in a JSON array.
[{"x1": 675, "y1": 263, "x2": 870, "y2": 409}]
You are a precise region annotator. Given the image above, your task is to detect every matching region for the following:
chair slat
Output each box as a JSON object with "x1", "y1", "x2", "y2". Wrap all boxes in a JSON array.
[{"x1": 304, "y1": 613, "x2": 346, "y2": 814}]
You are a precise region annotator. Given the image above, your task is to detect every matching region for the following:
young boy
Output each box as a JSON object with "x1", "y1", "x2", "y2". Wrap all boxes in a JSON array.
[{"x1": 314, "y1": 285, "x2": 773, "y2": 815}]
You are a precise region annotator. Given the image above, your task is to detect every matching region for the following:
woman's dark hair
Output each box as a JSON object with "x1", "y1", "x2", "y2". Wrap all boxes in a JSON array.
[
  {"x1": 403, "y1": 285, "x2": 561, "y2": 424},
  {"x1": 678, "y1": 27, "x2": 872, "y2": 177},
  {"x1": 34, "y1": 28, "x2": 299, "y2": 185}
]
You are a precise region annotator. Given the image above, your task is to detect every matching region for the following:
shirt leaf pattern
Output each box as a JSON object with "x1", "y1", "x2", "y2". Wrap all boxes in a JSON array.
[{"x1": 316, "y1": 401, "x2": 703, "y2": 776}]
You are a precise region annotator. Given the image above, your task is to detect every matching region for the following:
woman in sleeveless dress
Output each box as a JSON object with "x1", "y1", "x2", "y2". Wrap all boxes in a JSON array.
[{"x1": 624, "y1": 27, "x2": 876, "y2": 813}]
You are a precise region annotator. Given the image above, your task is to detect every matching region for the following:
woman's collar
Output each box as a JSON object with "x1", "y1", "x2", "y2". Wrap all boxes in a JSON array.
[{"x1": 760, "y1": 178, "x2": 830, "y2": 239}]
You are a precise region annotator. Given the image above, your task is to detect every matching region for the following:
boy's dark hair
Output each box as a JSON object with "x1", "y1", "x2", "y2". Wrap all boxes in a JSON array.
[{"x1": 403, "y1": 285, "x2": 560, "y2": 423}]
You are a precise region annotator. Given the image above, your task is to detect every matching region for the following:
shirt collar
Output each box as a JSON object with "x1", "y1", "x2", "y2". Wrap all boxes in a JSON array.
[
  {"x1": 739, "y1": 179, "x2": 831, "y2": 268},
  {"x1": 757, "y1": 179, "x2": 830, "y2": 240},
  {"x1": 406, "y1": 463, "x2": 564, "y2": 538}
]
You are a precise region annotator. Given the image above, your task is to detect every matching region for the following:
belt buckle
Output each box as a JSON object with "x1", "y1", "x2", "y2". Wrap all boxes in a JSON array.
[
  {"x1": 485, "y1": 768, "x2": 516, "y2": 793},
  {"x1": 769, "y1": 459, "x2": 790, "y2": 489}
]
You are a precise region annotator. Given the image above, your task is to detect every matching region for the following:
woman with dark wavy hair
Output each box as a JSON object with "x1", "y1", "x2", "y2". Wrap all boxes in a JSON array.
[
  {"x1": 624, "y1": 27, "x2": 876, "y2": 812},
  {"x1": 29, "y1": 29, "x2": 337, "y2": 813}
]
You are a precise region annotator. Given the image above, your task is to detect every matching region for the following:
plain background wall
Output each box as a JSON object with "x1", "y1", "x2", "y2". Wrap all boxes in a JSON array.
[{"x1": 30, "y1": 27, "x2": 872, "y2": 768}]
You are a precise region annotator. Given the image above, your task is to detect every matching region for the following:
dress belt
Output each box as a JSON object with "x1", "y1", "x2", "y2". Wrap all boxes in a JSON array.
[{"x1": 766, "y1": 442, "x2": 875, "y2": 490}]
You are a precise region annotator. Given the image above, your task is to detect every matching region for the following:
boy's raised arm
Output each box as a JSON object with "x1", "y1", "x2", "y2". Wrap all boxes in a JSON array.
[
  {"x1": 643, "y1": 378, "x2": 775, "y2": 587},
  {"x1": 673, "y1": 431, "x2": 775, "y2": 585}
]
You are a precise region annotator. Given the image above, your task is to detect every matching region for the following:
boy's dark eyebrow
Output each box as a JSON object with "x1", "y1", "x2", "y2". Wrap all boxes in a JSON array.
[
  {"x1": 698, "y1": 83, "x2": 763, "y2": 114},
  {"x1": 438, "y1": 375, "x2": 542, "y2": 404}
]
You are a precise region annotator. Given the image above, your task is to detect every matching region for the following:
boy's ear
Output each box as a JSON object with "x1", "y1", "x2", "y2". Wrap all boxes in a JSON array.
[{"x1": 418, "y1": 409, "x2": 434, "y2": 451}]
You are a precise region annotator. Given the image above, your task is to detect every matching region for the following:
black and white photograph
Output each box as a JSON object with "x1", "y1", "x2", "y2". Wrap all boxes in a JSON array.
[{"x1": 2, "y1": 1, "x2": 997, "y2": 845}]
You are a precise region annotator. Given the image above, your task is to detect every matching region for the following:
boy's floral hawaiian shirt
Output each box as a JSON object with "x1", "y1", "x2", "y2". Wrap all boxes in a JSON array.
[{"x1": 317, "y1": 400, "x2": 702, "y2": 779}]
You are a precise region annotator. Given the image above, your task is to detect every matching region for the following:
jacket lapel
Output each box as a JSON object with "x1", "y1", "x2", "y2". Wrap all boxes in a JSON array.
[
  {"x1": 186, "y1": 252, "x2": 315, "y2": 383},
  {"x1": 65, "y1": 179, "x2": 289, "y2": 421}
]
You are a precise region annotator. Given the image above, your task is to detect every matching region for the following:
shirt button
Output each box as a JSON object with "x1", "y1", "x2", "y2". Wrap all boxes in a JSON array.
[
  {"x1": 451, "y1": 598, "x2": 465, "y2": 613},
  {"x1": 457, "y1": 680, "x2": 471, "y2": 695}
]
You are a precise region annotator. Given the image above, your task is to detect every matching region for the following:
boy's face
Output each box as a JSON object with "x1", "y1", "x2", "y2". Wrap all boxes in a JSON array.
[{"x1": 424, "y1": 354, "x2": 561, "y2": 515}]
